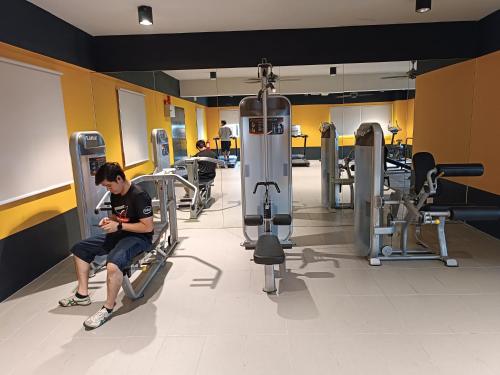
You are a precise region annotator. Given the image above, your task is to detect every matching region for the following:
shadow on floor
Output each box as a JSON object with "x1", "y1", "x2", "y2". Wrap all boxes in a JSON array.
[
  {"x1": 292, "y1": 230, "x2": 354, "y2": 247},
  {"x1": 35, "y1": 263, "x2": 169, "y2": 374}
]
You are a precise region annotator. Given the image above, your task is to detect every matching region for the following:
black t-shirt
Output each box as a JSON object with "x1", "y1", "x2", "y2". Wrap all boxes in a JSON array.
[
  {"x1": 195, "y1": 149, "x2": 218, "y2": 179},
  {"x1": 110, "y1": 183, "x2": 153, "y2": 241}
]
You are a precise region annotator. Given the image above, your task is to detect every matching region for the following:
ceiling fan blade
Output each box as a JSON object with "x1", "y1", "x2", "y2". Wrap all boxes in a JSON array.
[
  {"x1": 279, "y1": 78, "x2": 301, "y2": 81},
  {"x1": 380, "y1": 75, "x2": 409, "y2": 79}
]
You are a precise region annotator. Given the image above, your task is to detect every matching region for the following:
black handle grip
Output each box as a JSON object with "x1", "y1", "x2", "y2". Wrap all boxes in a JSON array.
[{"x1": 253, "y1": 181, "x2": 281, "y2": 194}]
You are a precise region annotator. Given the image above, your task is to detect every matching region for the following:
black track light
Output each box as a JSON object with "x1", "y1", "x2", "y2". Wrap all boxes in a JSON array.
[
  {"x1": 138, "y1": 5, "x2": 153, "y2": 26},
  {"x1": 210, "y1": 71, "x2": 217, "y2": 80},
  {"x1": 416, "y1": 0, "x2": 431, "y2": 13},
  {"x1": 329, "y1": 67, "x2": 337, "y2": 76}
]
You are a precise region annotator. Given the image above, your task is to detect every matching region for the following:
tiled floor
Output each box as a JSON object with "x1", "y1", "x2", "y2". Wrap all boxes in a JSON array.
[{"x1": 2, "y1": 161, "x2": 500, "y2": 374}]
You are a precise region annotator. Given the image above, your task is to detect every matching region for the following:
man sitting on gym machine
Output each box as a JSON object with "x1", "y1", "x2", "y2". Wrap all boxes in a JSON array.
[
  {"x1": 183, "y1": 140, "x2": 218, "y2": 197},
  {"x1": 58, "y1": 162, "x2": 154, "y2": 330}
]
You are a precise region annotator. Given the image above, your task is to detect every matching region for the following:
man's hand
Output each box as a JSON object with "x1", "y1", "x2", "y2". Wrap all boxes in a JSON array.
[
  {"x1": 101, "y1": 220, "x2": 119, "y2": 233},
  {"x1": 99, "y1": 217, "x2": 111, "y2": 227}
]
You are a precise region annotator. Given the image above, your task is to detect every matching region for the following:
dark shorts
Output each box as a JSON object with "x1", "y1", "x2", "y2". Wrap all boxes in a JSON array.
[
  {"x1": 70, "y1": 233, "x2": 152, "y2": 271},
  {"x1": 221, "y1": 141, "x2": 231, "y2": 152}
]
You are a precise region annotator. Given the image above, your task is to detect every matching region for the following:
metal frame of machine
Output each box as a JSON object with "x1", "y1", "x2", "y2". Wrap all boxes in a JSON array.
[
  {"x1": 354, "y1": 122, "x2": 500, "y2": 267},
  {"x1": 320, "y1": 122, "x2": 354, "y2": 210},
  {"x1": 239, "y1": 59, "x2": 293, "y2": 293},
  {"x1": 175, "y1": 156, "x2": 224, "y2": 219}
]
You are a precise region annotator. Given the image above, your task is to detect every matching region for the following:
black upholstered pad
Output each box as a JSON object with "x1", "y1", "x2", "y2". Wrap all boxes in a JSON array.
[
  {"x1": 244, "y1": 215, "x2": 263, "y2": 226},
  {"x1": 254, "y1": 234, "x2": 285, "y2": 265},
  {"x1": 450, "y1": 206, "x2": 500, "y2": 221},
  {"x1": 272, "y1": 214, "x2": 292, "y2": 225}
]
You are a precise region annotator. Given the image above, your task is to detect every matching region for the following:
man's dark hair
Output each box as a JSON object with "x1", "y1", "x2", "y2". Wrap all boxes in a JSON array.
[
  {"x1": 221, "y1": 120, "x2": 227, "y2": 126},
  {"x1": 95, "y1": 162, "x2": 126, "y2": 185},
  {"x1": 196, "y1": 140, "x2": 206, "y2": 150}
]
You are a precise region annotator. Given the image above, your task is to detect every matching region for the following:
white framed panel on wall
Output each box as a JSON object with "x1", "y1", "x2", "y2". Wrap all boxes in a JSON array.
[
  {"x1": 330, "y1": 106, "x2": 361, "y2": 136},
  {"x1": 220, "y1": 109, "x2": 240, "y2": 137},
  {"x1": 117, "y1": 88, "x2": 149, "y2": 167},
  {"x1": 361, "y1": 104, "x2": 392, "y2": 134},
  {"x1": 196, "y1": 107, "x2": 206, "y2": 141},
  {"x1": 330, "y1": 103, "x2": 393, "y2": 136},
  {"x1": 0, "y1": 57, "x2": 73, "y2": 205}
]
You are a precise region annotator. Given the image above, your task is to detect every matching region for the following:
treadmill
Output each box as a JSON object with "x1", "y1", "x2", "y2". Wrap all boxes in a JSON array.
[
  {"x1": 291, "y1": 125, "x2": 310, "y2": 167},
  {"x1": 213, "y1": 136, "x2": 239, "y2": 168}
]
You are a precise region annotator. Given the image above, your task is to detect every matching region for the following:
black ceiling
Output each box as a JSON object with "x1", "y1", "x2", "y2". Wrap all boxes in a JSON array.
[{"x1": 1, "y1": 1, "x2": 499, "y2": 72}]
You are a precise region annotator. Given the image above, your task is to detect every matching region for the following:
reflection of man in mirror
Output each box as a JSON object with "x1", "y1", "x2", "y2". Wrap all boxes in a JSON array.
[{"x1": 277, "y1": 123, "x2": 284, "y2": 134}]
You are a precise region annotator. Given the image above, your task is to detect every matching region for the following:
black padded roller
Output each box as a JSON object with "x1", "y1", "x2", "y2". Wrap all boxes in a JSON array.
[
  {"x1": 450, "y1": 206, "x2": 500, "y2": 221},
  {"x1": 244, "y1": 215, "x2": 263, "y2": 226},
  {"x1": 272, "y1": 214, "x2": 292, "y2": 225},
  {"x1": 436, "y1": 164, "x2": 484, "y2": 177}
]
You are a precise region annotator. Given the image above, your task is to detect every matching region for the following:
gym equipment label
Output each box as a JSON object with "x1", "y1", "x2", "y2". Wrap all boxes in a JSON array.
[{"x1": 249, "y1": 117, "x2": 285, "y2": 135}]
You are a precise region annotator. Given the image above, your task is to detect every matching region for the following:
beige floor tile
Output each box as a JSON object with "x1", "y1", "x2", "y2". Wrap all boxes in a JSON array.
[
  {"x1": 150, "y1": 336, "x2": 206, "y2": 375},
  {"x1": 196, "y1": 335, "x2": 247, "y2": 375},
  {"x1": 4, "y1": 158, "x2": 500, "y2": 374}
]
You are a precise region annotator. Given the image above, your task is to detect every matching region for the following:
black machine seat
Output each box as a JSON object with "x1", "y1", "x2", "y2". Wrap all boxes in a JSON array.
[
  {"x1": 199, "y1": 178, "x2": 214, "y2": 187},
  {"x1": 254, "y1": 234, "x2": 285, "y2": 265}
]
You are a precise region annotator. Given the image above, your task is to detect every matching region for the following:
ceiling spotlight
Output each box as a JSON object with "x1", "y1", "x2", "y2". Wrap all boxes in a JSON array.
[
  {"x1": 330, "y1": 67, "x2": 337, "y2": 76},
  {"x1": 210, "y1": 71, "x2": 217, "y2": 80},
  {"x1": 138, "y1": 5, "x2": 153, "y2": 25},
  {"x1": 415, "y1": 0, "x2": 431, "y2": 13}
]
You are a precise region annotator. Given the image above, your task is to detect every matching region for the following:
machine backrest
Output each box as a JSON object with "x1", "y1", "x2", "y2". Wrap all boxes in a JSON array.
[{"x1": 413, "y1": 152, "x2": 436, "y2": 193}]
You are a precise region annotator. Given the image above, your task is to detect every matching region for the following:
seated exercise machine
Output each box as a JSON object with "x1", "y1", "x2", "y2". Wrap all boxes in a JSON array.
[
  {"x1": 95, "y1": 173, "x2": 180, "y2": 299},
  {"x1": 151, "y1": 128, "x2": 222, "y2": 219},
  {"x1": 174, "y1": 156, "x2": 224, "y2": 219},
  {"x1": 240, "y1": 59, "x2": 293, "y2": 293},
  {"x1": 213, "y1": 136, "x2": 239, "y2": 168},
  {"x1": 354, "y1": 122, "x2": 500, "y2": 267},
  {"x1": 291, "y1": 125, "x2": 310, "y2": 167},
  {"x1": 71, "y1": 131, "x2": 180, "y2": 299},
  {"x1": 320, "y1": 122, "x2": 354, "y2": 210}
]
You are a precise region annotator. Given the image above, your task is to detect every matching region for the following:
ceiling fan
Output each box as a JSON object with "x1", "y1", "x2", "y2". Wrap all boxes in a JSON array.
[
  {"x1": 381, "y1": 60, "x2": 418, "y2": 80},
  {"x1": 243, "y1": 70, "x2": 300, "y2": 84}
]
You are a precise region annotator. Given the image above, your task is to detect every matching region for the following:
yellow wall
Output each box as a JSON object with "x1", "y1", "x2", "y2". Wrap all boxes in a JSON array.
[
  {"x1": 413, "y1": 51, "x2": 500, "y2": 194},
  {"x1": 392, "y1": 99, "x2": 415, "y2": 144},
  {"x1": 468, "y1": 51, "x2": 500, "y2": 194},
  {"x1": 0, "y1": 42, "x2": 195, "y2": 239}
]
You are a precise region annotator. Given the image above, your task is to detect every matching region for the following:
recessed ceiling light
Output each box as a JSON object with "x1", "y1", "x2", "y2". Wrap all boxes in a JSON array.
[
  {"x1": 415, "y1": 0, "x2": 431, "y2": 13},
  {"x1": 138, "y1": 5, "x2": 153, "y2": 26}
]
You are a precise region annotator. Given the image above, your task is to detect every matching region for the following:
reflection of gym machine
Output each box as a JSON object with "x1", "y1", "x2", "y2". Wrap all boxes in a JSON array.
[
  {"x1": 320, "y1": 122, "x2": 354, "y2": 210},
  {"x1": 240, "y1": 59, "x2": 293, "y2": 293},
  {"x1": 213, "y1": 136, "x2": 239, "y2": 168},
  {"x1": 151, "y1": 128, "x2": 211, "y2": 220},
  {"x1": 175, "y1": 157, "x2": 224, "y2": 219},
  {"x1": 151, "y1": 128, "x2": 171, "y2": 173},
  {"x1": 354, "y1": 122, "x2": 500, "y2": 267},
  {"x1": 70, "y1": 131, "x2": 179, "y2": 299},
  {"x1": 291, "y1": 125, "x2": 310, "y2": 167}
]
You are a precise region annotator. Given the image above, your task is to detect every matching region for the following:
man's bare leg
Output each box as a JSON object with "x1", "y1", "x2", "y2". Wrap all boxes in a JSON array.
[
  {"x1": 104, "y1": 263, "x2": 123, "y2": 309},
  {"x1": 74, "y1": 256, "x2": 90, "y2": 295}
]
